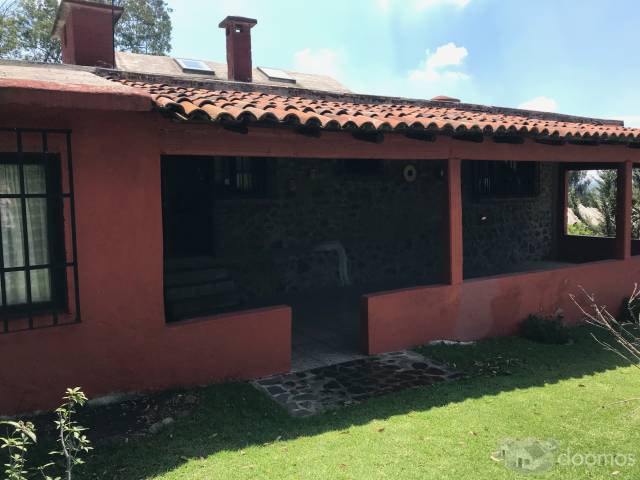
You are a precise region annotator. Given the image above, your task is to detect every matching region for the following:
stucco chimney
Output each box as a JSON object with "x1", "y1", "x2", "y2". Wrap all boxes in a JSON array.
[
  {"x1": 51, "y1": 0, "x2": 124, "y2": 68},
  {"x1": 218, "y1": 16, "x2": 257, "y2": 82}
]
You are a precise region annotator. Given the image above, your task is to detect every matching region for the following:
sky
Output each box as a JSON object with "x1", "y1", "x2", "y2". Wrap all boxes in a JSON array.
[{"x1": 166, "y1": 0, "x2": 640, "y2": 126}]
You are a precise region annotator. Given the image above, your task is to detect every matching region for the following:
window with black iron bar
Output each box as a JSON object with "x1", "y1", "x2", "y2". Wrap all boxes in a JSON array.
[
  {"x1": 0, "y1": 129, "x2": 80, "y2": 334},
  {"x1": 213, "y1": 156, "x2": 267, "y2": 197},
  {"x1": 473, "y1": 160, "x2": 539, "y2": 197}
]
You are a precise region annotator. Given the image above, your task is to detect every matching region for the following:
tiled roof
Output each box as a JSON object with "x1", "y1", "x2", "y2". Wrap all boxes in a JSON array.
[
  {"x1": 114, "y1": 52, "x2": 351, "y2": 94},
  {"x1": 110, "y1": 77, "x2": 640, "y2": 143}
]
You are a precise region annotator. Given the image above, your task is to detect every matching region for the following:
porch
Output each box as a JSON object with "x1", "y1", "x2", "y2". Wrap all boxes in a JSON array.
[{"x1": 158, "y1": 144, "x2": 638, "y2": 368}]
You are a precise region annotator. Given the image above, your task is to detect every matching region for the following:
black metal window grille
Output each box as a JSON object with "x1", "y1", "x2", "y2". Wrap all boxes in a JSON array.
[
  {"x1": 473, "y1": 160, "x2": 539, "y2": 197},
  {"x1": 213, "y1": 156, "x2": 267, "y2": 197},
  {"x1": 0, "y1": 128, "x2": 80, "y2": 334}
]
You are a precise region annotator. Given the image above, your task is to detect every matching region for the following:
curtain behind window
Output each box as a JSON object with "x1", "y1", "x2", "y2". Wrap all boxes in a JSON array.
[{"x1": 0, "y1": 164, "x2": 51, "y2": 307}]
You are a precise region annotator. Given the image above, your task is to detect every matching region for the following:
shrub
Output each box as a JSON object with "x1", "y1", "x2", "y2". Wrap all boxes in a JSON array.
[
  {"x1": 519, "y1": 312, "x2": 571, "y2": 345},
  {"x1": 0, "y1": 387, "x2": 91, "y2": 480},
  {"x1": 572, "y1": 286, "x2": 640, "y2": 367},
  {"x1": 619, "y1": 295, "x2": 640, "y2": 323}
]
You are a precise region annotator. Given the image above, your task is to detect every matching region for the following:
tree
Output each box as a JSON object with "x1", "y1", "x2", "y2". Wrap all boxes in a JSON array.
[
  {"x1": 0, "y1": 1, "x2": 19, "y2": 58},
  {"x1": 0, "y1": 0, "x2": 172, "y2": 63},
  {"x1": 114, "y1": 0, "x2": 172, "y2": 55},
  {"x1": 593, "y1": 170, "x2": 617, "y2": 237},
  {"x1": 567, "y1": 170, "x2": 593, "y2": 211},
  {"x1": 12, "y1": 0, "x2": 61, "y2": 63}
]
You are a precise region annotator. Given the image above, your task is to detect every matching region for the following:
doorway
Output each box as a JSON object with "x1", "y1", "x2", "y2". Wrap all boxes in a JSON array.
[{"x1": 161, "y1": 156, "x2": 215, "y2": 259}]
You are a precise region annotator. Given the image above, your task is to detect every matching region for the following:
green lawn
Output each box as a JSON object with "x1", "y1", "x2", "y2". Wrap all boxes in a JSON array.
[{"x1": 67, "y1": 327, "x2": 640, "y2": 478}]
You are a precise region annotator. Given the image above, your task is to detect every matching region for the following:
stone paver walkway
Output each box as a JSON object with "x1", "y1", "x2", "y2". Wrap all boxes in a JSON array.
[{"x1": 252, "y1": 350, "x2": 458, "y2": 417}]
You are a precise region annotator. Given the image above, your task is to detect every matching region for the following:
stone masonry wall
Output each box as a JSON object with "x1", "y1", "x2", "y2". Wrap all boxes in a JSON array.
[
  {"x1": 461, "y1": 161, "x2": 559, "y2": 278},
  {"x1": 211, "y1": 158, "x2": 558, "y2": 305},
  {"x1": 212, "y1": 158, "x2": 447, "y2": 305}
]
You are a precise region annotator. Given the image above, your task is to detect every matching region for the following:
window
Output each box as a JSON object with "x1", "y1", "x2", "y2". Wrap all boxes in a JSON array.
[
  {"x1": 0, "y1": 154, "x2": 66, "y2": 315},
  {"x1": 257, "y1": 67, "x2": 296, "y2": 84},
  {"x1": 213, "y1": 157, "x2": 267, "y2": 197},
  {"x1": 473, "y1": 161, "x2": 539, "y2": 197},
  {"x1": 344, "y1": 159, "x2": 383, "y2": 176},
  {"x1": 174, "y1": 58, "x2": 215, "y2": 75}
]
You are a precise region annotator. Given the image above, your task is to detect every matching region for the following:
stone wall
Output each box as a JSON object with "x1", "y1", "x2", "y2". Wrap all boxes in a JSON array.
[
  {"x1": 461, "y1": 161, "x2": 559, "y2": 278},
  {"x1": 212, "y1": 158, "x2": 447, "y2": 305},
  {"x1": 209, "y1": 158, "x2": 558, "y2": 305}
]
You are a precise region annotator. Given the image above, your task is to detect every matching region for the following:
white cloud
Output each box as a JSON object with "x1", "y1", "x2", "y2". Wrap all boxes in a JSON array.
[
  {"x1": 293, "y1": 48, "x2": 343, "y2": 79},
  {"x1": 408, "y1": 42, "x2": 469, "y2": 83},
  {"x1": 376, "y1": 0, "x2": 471, "y2": 10},
  {"x1": 518, "y1": 96, "x2": 558, "y2": 112}
]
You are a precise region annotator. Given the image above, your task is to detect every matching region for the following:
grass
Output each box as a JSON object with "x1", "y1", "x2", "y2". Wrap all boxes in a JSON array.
[{"x1": 36, "y1": 327, "x2": 640, "y2": 478}]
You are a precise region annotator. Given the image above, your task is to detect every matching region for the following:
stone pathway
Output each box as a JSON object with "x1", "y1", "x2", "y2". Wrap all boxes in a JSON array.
[{"x1": 252, "y1": 350, "x2": 458, "y2": 417}]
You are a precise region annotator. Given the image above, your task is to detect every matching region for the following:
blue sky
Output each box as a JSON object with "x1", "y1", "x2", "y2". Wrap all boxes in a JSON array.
[{"x1": 166, "y1": 0, "x2": 640, "y2": 126}]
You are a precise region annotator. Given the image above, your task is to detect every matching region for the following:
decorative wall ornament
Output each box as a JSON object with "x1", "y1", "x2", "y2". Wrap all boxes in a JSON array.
[{"x1": 403, "y1": 164, "x2": 418, "y2": 183}]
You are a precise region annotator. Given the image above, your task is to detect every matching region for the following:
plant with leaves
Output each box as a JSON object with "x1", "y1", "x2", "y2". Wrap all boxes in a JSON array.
[
  {"x1": 0, "y1": 0, "x2": 172, "y2": 63},
  {"x1": 0, "y1": 388, "x2": 92, "y2": 480},
  {"x1": 114, "y1": 0, "x2": 172, "y2": 55},
  {"x1": 0, "y1": 420, "x2": 37, "y2": 480},
  {"x1": 567, "y1": 169, "x2": 593, "y2": 211},
  {"x1": 0, "y1": 0, "x2": 20, "y2": 58},
  {"x1": 51, "y1": 388, "x2": 92, "y2": 480}
]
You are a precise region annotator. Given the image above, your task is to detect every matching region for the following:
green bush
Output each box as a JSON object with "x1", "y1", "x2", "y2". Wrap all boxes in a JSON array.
[
  {"x1": 519, "y1": 313, "x2": 571, "y2": 345},
  {"x1": 619, "y1": 296, "x2": 640, "y2": 323},
  {"x1": 567, "y1": 221, "x2": 598, "y2": 236}
]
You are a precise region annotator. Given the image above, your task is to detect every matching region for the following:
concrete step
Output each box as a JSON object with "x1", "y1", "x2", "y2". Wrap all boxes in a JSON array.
[
  {"x1": 165, "y1": 280, "x2": 236, "y2": 301},
  {"x1": 168, "y1": 293, "x2": 239, "y2": 320},
  {"x1": 164, "y1": 268, "x2": 229, "y2": 288}
]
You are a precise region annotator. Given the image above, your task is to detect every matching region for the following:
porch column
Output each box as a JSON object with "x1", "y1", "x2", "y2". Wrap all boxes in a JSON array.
[
  {"x1": 445, "y1": 158, "x2": 463, "y2": 284},
  {"x1": 616, "y1": 160, "x2": 633, "y2": 260}
]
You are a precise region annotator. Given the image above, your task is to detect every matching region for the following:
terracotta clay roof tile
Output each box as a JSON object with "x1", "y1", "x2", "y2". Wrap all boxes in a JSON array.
[{"x1": 108, "y1": 77, "x2": 640, "y2": 143}]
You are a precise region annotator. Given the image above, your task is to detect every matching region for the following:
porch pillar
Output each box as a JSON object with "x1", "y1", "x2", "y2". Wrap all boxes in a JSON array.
[
  {"x1": 616, "y1": 160, "x2": 633, "y2": 260},
  {"x1": 445, "y1": 158, "x2": 463, "y2": 284}
]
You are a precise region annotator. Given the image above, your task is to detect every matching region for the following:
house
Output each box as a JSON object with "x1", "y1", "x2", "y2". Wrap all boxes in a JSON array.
[{"x1": 1, "y1": 0, "x2": 640, "y2": 414}]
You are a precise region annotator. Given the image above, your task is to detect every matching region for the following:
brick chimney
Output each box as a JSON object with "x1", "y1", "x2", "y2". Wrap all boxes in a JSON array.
[
  {"x1": 51, "y1": 0, "x2": 124, "y2": 68},
  {"x1": 218, "y1": 16, "x2": 257, "y2": 82}
]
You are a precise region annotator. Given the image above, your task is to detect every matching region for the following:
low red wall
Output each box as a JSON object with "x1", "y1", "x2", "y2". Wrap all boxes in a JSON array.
[
  {"x1": 0, "y1": 109, "x2": 291, "y2": 415},
  {"x1": 559, "y1": 234, "x2": 617, "y2": 263},
  {"x1": 1, "y1": 306, "x2": 291, "y2": 414},
  {"x1": 363, "y1": 258, "x2": 640, "y2": 354}
]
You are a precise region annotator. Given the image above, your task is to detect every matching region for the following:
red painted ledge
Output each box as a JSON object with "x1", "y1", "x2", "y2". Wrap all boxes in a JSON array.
[{"x1": 0, "y1": 79, "x2": 153, "y2": 112}]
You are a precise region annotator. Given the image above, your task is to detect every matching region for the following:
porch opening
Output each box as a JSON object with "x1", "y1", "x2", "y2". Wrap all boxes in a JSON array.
[
  {"x1": 562, "y1": 165, "x2": 620, "y2": 262},
  {"x1": 461, "y1": 160, "x2": 634, "y2": 280},
  {"x1": 160, "y1": 156, "x2": 446, "y2": 370}
]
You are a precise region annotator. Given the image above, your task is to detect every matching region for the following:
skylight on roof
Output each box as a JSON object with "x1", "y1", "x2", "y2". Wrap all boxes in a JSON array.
[
  {"x1": 174, "y1": 58, "x2": 214, "y2": 75},
  {"x1": 258, "y1": 67, "x2": 296, "y2": 84}
]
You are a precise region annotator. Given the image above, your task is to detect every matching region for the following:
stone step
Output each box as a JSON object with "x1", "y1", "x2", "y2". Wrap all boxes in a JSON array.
[
  {"x1": 164, "y1": 268, "x2": 229, "y2": 288},
  {"x1": 165, "y1": 280, "x2": 236, "y2": 301},
  {"x1": 168, "y1": 293, "x2": 239, "y2": 321}
]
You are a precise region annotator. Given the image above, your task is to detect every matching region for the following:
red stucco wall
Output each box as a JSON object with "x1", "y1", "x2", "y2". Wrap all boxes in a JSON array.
[
  {"x1": 2, "y1": 102, "x2": 640, "y2": 414},
  {"x1": 363, "y1": 258, "x2": 640, "y2": 354},
  {"x1": 0, "y1": 109, "x2": 291, "y2": 414}
]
